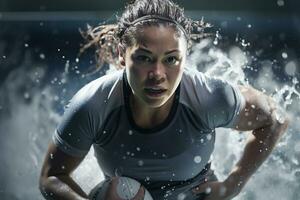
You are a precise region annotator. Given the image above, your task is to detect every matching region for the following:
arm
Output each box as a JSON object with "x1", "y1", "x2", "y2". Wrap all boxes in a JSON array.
[
  {"x1": 39, "y1": 141, "x2": 89, "y2": 200},
  {"x1": 192, "y1": 85, "x2": 289, "y2": 199},
  {"x1": 223, "y1": 85, "x2": 289, "y2": 197}
]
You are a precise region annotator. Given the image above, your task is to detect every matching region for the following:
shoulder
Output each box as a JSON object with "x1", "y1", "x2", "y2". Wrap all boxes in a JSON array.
[
  {"x1": 57, "y1": 70, "x2": 124, "y2": 141},
  {"x1": 70, "y1": 70, "x2": 124, "y2": 110},
  {"x1": 183, "y1": 68, "x2": 239, "y2": 100},
  {"x1": 181, "y1": 68, "x2": 233, "y2": 107},
  {"x1": 61, "y1": 70, "x2": 124, "y2": 128},
  {"x1": 180, "y1": 68, "x2": 245, "y2": 128}
]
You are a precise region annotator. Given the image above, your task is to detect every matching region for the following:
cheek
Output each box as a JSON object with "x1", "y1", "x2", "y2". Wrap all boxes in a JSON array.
[
  {"x1": 168, "y1": 67, "x2": 183, "y2": 83},
  {"x1": 126, "y1": 65, "x2": 148, "y2": 92},
  {"x1": 129, "y1": 65, "x2": 148, "y2": 81}
]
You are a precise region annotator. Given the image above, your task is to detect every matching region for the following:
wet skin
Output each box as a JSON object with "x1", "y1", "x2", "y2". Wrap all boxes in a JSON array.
[{"x1": 118, "y1": 25, "x2": 188, "y2": 128}]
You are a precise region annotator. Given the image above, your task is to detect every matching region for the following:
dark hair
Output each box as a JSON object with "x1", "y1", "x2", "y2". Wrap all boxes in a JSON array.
[{"x1": 80, "y1": 0, "x2": 211, "y2": 70}]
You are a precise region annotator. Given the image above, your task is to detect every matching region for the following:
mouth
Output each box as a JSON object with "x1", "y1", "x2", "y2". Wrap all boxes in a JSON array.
[{"x1": 144, "y1": 87, "x2": 167, "y2": 97}]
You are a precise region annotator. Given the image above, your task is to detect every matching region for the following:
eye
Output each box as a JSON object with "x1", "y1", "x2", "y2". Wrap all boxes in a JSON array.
[
  {"x1": 164, "y1": 56, "x2": 179, "y2": 65},
  {"x1": 135, "y1": 55, "x2": 152, "y2": 63}
]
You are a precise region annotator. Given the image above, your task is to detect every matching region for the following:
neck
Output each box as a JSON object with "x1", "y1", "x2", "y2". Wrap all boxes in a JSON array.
[{"x1": 130, "y1": 94, "x2": 175, "y2": 129}]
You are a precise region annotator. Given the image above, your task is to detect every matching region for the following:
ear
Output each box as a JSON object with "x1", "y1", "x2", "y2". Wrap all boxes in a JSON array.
[{"x1": 118, "y1": 44, "x2": 126, "y2": 67}]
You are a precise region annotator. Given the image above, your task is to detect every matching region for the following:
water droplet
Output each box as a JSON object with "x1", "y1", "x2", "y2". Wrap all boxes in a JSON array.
[
  {"x1": 285, "y1": 61, "x2": 297, "y2": 76},
  {"x1": 54, "y1": 96, "x2": 59, "y2": 101},
  {"x1": 241, "y1": 39, "x2": 250, "y2": 47},
  {"x1": 138, "y1": 160, "x2": 144, "y2": 166},
  {"x1": 277, "y1": 0, "x2": 285, "y2": 6},
  {"x1": 281, "y1": 52, "x2": 288, "y2": 59},
  {"x1": 136, "y1": 147, "x2": 141, "y2": 151},
  {"x1": 24, "y1": 92, "x2": 30, "y2": 99},
  {"x1": 274, "y1": 107, "x2": 286, "y2": 124},
  {"x1": 24, "y1": 43, "x2": 29, "y2": 47},
  {"x1": 205, "y1": 186, "x2": 212, "y2": 194},
  {"x1": 128, "y1": 130, "x2": 133, "y2": 135},
  {"x1": 213, "y1": 39, "x2": 218, "y2": 45},
  {"x1": 39, "y1": 53, "x2": 45, "y2": 59},
  {"x1": 294, "y1": 142, "x2": 300, "y2": 153},
  {"x1": 194, "y1": 156, "x2": 202, "y2": 163},
  {"x1": 177, "y1": 193, "x2": 186, "y2": 200},
  {"x1": 206, "y1": 134, "x2": 212, "y2": 140},
  {"x1": 75, "y1": 58, "x2": 79, "y2": 63}
]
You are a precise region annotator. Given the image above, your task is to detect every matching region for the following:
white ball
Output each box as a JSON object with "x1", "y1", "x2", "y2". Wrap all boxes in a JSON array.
[
  {"x1": 116, "y1": 177, "x2": 153, "y2": 200},
  {"x1": 90, "y1": 177, "x2": 153, "y2": 200}
]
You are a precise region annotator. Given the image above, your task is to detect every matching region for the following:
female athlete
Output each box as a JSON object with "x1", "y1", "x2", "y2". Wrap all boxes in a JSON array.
[{"x1": 39, "y1": 0, "x2": 289, "y2": 199}]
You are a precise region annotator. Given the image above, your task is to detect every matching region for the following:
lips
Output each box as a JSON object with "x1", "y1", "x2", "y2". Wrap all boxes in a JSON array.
[{"x1": 144, "y1": 87, "x2": 167, "y2": 97}]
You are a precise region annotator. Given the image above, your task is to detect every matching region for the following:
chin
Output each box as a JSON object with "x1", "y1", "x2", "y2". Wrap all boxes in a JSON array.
[{"x1": 143, "y1": 98, "x2": 168, "y2": 108}]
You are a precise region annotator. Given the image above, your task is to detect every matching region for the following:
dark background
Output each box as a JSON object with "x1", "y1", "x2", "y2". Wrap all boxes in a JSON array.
[
  {"x1": 0, "y1": 0, "x2": 300, "y2": 199},
  {"x1": 0, "y1": 0, "x2": 299, "y2": 12}
]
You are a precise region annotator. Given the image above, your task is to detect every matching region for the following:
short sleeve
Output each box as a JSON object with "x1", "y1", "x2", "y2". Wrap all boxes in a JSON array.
[
  {"x1": 53, "y1": 88, "x2": 96, "y2": 157},
  {"x1": 200, "y1": 76, "x2": 245, "y2": 129}
]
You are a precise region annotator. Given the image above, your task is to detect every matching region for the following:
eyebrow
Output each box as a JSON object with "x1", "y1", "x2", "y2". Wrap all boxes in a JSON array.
[{"x1": 137, "y1": 47, "x2": 180, "y2": 55}]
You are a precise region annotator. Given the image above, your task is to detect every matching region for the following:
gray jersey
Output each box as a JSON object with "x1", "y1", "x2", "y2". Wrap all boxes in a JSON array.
[{"x1": 53, "y1": 68, "x2": 245, "y2": 198}]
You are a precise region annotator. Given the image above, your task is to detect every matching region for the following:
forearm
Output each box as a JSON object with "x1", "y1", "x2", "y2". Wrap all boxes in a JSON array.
[
  {"x1": 225, "y1": 119, "x2": 289, "y2": 195},
  {"x1": 39, "y1": 175, "x2": 89, "y2": 200}
]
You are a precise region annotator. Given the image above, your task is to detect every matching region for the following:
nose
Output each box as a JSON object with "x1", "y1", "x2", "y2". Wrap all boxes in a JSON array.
[{"x1": 148, "y1": 62, "x2": 166, "y2": 81}]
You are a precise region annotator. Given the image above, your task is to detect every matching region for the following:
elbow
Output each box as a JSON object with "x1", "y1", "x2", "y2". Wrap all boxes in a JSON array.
[
  {"x1": 269, "y1": 114, "x2": 290, "y2": 141},
  {"x1": 39, "y1": 170, "x2": 55, "y2": 199},
  {"x1": 271, "y1": 106, "x2": 290, "y2": 136},
  {"x1": 39, "y1": 175, "x2": 58, "y2": 200},
  {"x1": 281, "y1": 116, "x2": 290, "y2": 134},
  {"x1": 39, "y1": 174, "x2": 48, "y2": 197}
]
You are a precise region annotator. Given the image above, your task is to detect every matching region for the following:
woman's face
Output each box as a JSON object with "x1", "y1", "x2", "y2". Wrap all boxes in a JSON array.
[{"x1": 119, "y1": 25, "x2": 187, "y2": 108}]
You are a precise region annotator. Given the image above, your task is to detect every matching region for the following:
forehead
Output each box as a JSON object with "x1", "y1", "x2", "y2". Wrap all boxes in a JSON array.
[{"x1": 131, "y1": 25, "x2": 187, "y2": 53}]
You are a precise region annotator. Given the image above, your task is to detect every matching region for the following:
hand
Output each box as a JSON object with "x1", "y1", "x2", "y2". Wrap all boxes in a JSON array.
[
  {"x1": 192, "y1": 181, "x2": 237, "y2": 200},
  {"x1": 104, "y1": 178, "x2": 146, "y2": 200}
]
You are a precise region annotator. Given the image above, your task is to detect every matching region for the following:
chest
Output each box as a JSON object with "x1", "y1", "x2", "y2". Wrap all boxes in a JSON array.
[{"x1": 92, "y1": 105, "x2": 216, "y2": 181}]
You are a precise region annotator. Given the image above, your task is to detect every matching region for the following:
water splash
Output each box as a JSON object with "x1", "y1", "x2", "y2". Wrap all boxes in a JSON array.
[
  {"x1": 187, "y1": 38, "x2": 300, "y2": 200},
  {"x1": 0, "y1": 29, "x2": 299, "y2": 200}
]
